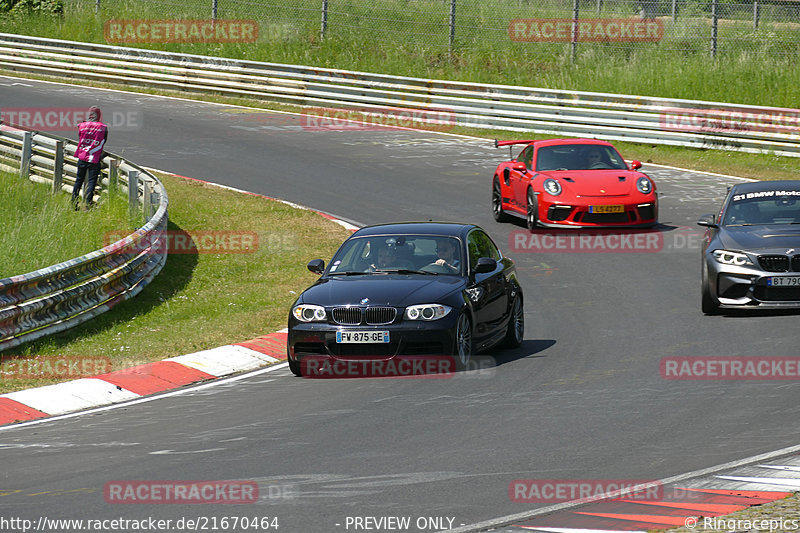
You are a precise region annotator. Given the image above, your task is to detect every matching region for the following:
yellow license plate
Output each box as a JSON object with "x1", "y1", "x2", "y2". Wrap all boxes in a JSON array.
[{"x1": 589, "y1": 205, "x2": 624, "y2": 213}]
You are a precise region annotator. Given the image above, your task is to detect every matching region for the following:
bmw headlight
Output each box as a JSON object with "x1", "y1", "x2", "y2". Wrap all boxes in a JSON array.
[
  {"x1": 404, "y1": 304, "x2": 451, "y2": 321},
  {"x1": 292, "y1": 304, "x2": 327, "y2": 322},
  {"x1": 543, "y1": 179, "x2": 562, "y2": 196},
  {"x1": 712, "y1": 250, "x2": 752, "y2": 266},
  {"x1": 636, "y1": 177, "x2": 653, "y2": 194}
]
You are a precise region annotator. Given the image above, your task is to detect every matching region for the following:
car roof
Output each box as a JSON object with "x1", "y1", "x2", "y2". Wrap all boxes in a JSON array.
[
  {"x1": 730, "y1": 180, "x2": 800, "y2": 195},
  {"x1": 352, "y1": 222, "x2": 478, "y2": 239}
]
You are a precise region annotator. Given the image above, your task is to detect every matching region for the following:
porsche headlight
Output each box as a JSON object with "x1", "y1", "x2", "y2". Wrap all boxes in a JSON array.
[
  {"x1": 543, "y1": 179, "x2": 562, "y2": 196},
  {"x1": 404, "y1": 304, "x2": 451, "y2": 321},
  {"x1": 292, "y1": 304, "x2": 327, "y2": 322},
  {"x1": 636, "y1": 177, "x2": 653, "y2": 194},
  {"x1": 712, "y1": 250, "x2": 752, "y2": 266}
]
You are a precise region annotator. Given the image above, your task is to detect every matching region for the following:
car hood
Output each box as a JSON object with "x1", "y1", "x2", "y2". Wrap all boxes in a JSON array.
[
  {"x1": 718, "y1": 224, "x2": 800, "y2": 253},
  {"x1": 541, "y1": 170, "x2": 646, "y2": 197},
  {"x1": 299, "y1": 274, "x2": 465, "y2": 307}
]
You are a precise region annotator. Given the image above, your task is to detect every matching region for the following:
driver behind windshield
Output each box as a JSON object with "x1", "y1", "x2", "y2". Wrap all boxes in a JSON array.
[
  {"x1": 369, "y1": 245, "x2": 414, "y2": 271},
  {"x1": 584, "y1": 148, "x2": 604, "y2": 168},
  {"x1": 433, "y1": 238, "x2": 461, "y2": 273}
]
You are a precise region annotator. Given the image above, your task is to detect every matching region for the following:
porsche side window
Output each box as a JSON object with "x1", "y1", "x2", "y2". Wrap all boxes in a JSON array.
[{"x1": 518, "y1": 146, "x2": 533, "y2": 169}]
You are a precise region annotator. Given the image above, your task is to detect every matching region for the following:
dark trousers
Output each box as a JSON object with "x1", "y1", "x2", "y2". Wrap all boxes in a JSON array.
[{"x1": 72, "y1": 159, "x2": 101, "y2": 207}]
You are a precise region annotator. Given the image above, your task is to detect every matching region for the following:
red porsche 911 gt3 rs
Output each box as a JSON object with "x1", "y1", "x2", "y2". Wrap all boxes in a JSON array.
[{"x1": 491, "y1": 138, "x2": 658, "y2": 230}]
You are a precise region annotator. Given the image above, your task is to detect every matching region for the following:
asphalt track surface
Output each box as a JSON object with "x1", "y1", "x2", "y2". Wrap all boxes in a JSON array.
[{"x1": 1, "y1": 77, "x2": 799, "y2": 532}]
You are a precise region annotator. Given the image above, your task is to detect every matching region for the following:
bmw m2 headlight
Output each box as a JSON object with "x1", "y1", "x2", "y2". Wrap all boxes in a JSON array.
[
  {"x1": 543, "y1": 179, "x2": 562, "y2": 196},
  {"x1": 712, "y1": 250, "x2": 752, "y2": 266},
  {"x1": 636, "y1": 177, "x2": 653, "y2": 194},
  {"x1": 292, "y1": 304, "x2": 327, "y2": 322},
  {"x1": 404, "y1": 304, "x2": 451, "y2": 321}
]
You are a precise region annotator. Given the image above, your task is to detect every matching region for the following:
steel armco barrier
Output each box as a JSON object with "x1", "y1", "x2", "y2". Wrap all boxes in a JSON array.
[
  {"x1": 0, "y1": 125, "x2": 169, "y2": 352},
  {"x1": 0, "y1": 32, "x2": 798, "y2": 156}
]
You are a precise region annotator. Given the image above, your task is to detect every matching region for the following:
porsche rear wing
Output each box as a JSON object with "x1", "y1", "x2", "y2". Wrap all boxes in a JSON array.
[
  {"x1": 495, "y1": 139, "x2": 536, "y2": 159},
  {"x1": 494, "y1": 139, "x2": 536, "y2": 148}
]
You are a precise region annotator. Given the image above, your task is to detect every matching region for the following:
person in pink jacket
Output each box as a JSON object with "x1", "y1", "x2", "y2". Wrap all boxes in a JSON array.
[{"x1": 72, "y1": 106, "x2": 108, "y2": 209}]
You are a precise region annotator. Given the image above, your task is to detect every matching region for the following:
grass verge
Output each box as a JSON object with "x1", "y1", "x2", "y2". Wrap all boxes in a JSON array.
[
  {"x1": 0, "y1": 169, "x2": 136, "y2": 278},
  {"x1": 0, "y1": 172, "x2": 351, "y2": 394}
]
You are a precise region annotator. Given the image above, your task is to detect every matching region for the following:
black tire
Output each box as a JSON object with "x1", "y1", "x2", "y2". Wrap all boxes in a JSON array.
[
  {"x1": 503, "y1": 295, "x2": 524, "y2": 348},
  {"x1": 288, "y1": 356, "x2": 303, "y2": 376},
  {"x1": 492, "y1": 177, "x2": 511, "y2": 223},
  {"x1": 454, "y1": 312, "x2": 473, "y2": 371},
  {"x1": 526, "y1": 189, "x2": 538, "y2": 232},
  {"x1": 701, "y1": 262, "x2": 720, "y2": 315}
]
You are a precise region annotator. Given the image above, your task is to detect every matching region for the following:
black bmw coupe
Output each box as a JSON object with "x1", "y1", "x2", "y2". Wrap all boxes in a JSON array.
[{"x1": 287, "y1": 222, "x2": 524, "y2": 377}]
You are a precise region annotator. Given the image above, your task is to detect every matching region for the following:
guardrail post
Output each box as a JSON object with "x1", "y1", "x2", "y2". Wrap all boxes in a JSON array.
[
  {"x1": 320, "y1": 0, "x2": 328, "y2": 40},
  {"x1": 19, "y1": 131, "x2": 32, "y2": 180},
  {"x1": 128, "y1": 169, "x2": 139, "y2": 219},
  {"x1": 53, "y1": 140, "x2": 64, "y2": 194},
  {"x1": 108, "y1": 158, "x2": 119, "y2": 196},
  {"x1": 143, "y1": 179, "x2": 153, "y2": 221},
  {"x1": 95, "y1": 0, "x2": 100, "y2": 14},
  {"x1": 672, "y1": 0, "x2": 678, "y2": 21}
]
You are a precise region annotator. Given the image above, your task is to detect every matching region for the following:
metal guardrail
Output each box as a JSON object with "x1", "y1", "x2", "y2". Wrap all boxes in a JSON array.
[
  {"x1": 0, "y1": 125, "x2": 169, "y2": 352},
  {"x1": 0, "y1": 32, "x2": 798, "y2": 157}
]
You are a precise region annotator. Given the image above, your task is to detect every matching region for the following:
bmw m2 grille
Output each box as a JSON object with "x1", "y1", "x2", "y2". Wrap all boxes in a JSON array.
[
  {"x1": 365, "y1": 307, "x2": 396, "y2": 325},
  {"x1": 758, "y1": 255, "x2": 790, "y2": 272},
  {"x1": 793, "y1": 255, "x2": 800, "y2": 271},
  {"x1": 331, "y1": 307, "x2": 397, "y2": 325},
  {"x1": 332, "y1": 307, "x2": 363, "y2": 325},
  {"x1": 754, "y1": 286, "x2": 800, "y2": 301}
]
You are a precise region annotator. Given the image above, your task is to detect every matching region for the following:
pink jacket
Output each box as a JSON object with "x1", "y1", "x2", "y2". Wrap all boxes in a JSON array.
[{"x1": 75, "y1": 108, "x2": 107, "y2": 164}]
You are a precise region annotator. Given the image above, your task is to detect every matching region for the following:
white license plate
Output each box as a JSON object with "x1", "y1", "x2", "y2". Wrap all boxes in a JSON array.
[
  {"x1": 766, "y1": 276, "x2": 800, "y2": 287},
  {"x1": 336, "y1": 331, "x2": 390, "y2": 343}
]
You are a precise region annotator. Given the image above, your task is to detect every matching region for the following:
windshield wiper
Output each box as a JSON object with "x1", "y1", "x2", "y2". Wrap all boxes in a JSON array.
[
  {"x1": 327, "y1": 271, "x2": 372, "y2": 276},
  {"x1": 373, "y1": 268, "x2": 438, "y2": 275}
]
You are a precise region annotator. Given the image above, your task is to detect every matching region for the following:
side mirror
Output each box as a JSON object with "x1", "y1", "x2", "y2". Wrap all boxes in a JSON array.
[
  {"x1": 697, "y1": 214, "x2": 718, "y2": 228},
  {"x1": 630, "y1": 160, "x2": 642, "y2": 170},
  {"x1": 474, "y1": 257, "x2": 497, "y2": 274},
  {"x1": 512, "y1": 161, "x2": 527, "y2": 173},
  {"x1": 307, "y1": 259, "x2": 325, "y2": 274}
]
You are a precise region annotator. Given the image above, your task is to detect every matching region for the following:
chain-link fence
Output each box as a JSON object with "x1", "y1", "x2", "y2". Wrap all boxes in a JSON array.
[{"x1": 72, "y1": 0, "x2": 800, "y2": 59}]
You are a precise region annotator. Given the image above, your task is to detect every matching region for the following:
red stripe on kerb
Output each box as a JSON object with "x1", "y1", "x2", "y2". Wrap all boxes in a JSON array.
[
  {"x1": 574, "y1": 512, "x2": 692, "y2": 526},
  {"x1": 0, "y1": 398, "x2": 49, "y2": 425},
  {"x1": 617, "y1": 499, "x2": 747, "y2": 514},
  {"x1": 236, "y1": 333, "x2": 288, "y2": 359},
  {"x1": 96, "y1": 361, "x2": 216, "y2": 395}
]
